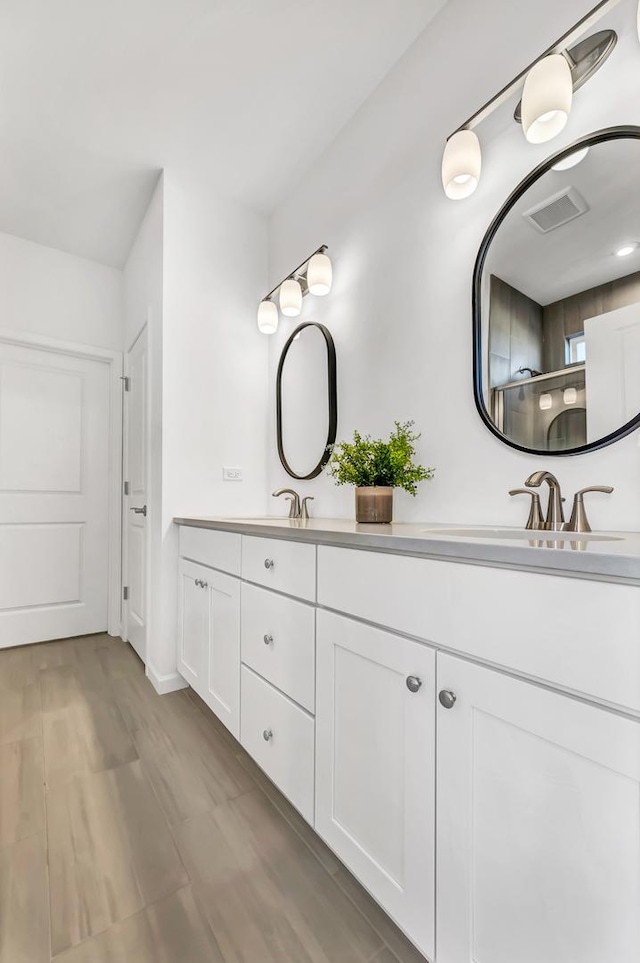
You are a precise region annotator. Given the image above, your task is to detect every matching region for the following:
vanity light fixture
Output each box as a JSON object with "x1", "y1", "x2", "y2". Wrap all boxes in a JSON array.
[
  {"x1": 551, "y1": 146, "x2": 590, "y2": 170},
  {"x1": 279, "y1": 278, "x2": 303, "y2": 317},
  {"x1": 256, "y1": 244, "x2": 331, "y2": 334},
  {"x1": 257, "y1": 299, "x2": 279, "y2": 334},
  {"x1": 441, "y1": 130, "x2": 482, "y2": 200},
  {"x1": 307, "y1": 252, "x2": 333, "y2": 295},
  {"x1": 539, "y1": 393, "x2": 553, "y2": 410},
  {"x1": 615, "y1": 242, "x2": 638, "y2": 257},
  {"x1": 441, "y1": 1, "x2": 619, "y2": 199},
  {"x1": 521, "y1": 54, "x2": 573, "y2": 144},
  {"x1": 563, "y1": 387, "x2": 578, "y2": 405}
]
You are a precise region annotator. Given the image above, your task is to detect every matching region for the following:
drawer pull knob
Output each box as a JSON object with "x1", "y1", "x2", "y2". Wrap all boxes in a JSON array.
[
  {"x1": 264, "y1": 558, "x2": 275, "y2": 570},
  {"x1": 263, "y1": 728, "x2": 273, "y2": 741},
  {"x1": 406, "y1": 675, "x2": 422, "y2": 693},
  {"x1": 263, "y1": 634, "x2": 273, "y2": 645},
  {"x1": 439, "y1": 689, "x2": 457, "y2": 709}
]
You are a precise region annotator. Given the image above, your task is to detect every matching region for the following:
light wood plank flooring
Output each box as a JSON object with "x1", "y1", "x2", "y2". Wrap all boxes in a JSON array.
[{"x1": 0, "y1": 634, "x2": 425, "y2": 963}]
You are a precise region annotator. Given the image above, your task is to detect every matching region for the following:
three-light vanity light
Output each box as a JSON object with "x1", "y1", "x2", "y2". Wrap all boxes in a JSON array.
[
  {"x1": 441, "y1": 0, "x2": 630, "y2": 200},
  {"x1": 257, "y1": 246, "x2": 332, "y2": 334}
]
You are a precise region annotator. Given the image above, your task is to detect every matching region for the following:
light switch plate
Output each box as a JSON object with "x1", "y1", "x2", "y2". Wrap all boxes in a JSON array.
[{"x1": 223, "y1": 466, "x2": 243, "y2": 481}]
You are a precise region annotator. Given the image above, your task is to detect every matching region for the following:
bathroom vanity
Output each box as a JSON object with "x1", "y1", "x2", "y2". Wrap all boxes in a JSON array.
[{"x1": 174, "y1": 516, "x2": 640, "y2": 963}]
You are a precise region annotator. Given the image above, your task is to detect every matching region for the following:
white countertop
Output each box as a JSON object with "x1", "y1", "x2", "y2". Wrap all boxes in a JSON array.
[{"x1": 174, "y1": 516, "x2": 640, "y2": 584}]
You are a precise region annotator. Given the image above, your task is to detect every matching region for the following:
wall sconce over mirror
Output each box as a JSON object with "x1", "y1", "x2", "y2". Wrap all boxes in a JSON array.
[
  {"x1": 257, "y1": 245, "x2": 332, "y2": 334},
  {"x1": 440, "y1": 0, "x2": 622, "y2": 200},
  {"x1": 473, "y1": 126, "x2": 640, "y2": 456},
  {"x1": 276, "y1": 322, "x2": 337, "y2": 480}
]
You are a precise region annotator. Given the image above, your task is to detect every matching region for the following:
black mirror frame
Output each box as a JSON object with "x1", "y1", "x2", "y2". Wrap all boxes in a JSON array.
[
  {"x1": 276, "y1": 322, "x2": 338, "y2": 480},
  {"x1": 473, "y1": 125, "x2": 640, "y2": 456}
]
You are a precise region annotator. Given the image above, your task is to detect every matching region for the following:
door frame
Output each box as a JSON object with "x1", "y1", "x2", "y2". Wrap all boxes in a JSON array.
[
  {"x1": 0, "y1": 325, "x2": 124, "y2": 637},
  {"x1": 121, "y1": 320, "x2": 151, "y2": 658}
]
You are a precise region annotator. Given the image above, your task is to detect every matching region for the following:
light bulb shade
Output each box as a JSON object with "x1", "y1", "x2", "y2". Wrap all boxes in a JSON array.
[
  {"x1": 279, "y1": 278, "x2": 302, "y2": 317},
  {"x1": 539, "y1": 393, "x2": 553, "y2": 411},
  {"x1": 563, "y1": 387, "x2": 577, "y2": 405},
  {"x1": 307, "y1": 252, "x2": 332, "y2": 295},
  {"x1": 551, "y1": 146, "x2": 589, "y2": 171},
  {"x1": 257, "y1": 299, "x2": 278, "y2": 334},
  {"x1": 522, "y1": 54, "x2": 572, "y2": 144},
  {"x1": 441, "y1": 130, "x2": 481, "y2": 200}
]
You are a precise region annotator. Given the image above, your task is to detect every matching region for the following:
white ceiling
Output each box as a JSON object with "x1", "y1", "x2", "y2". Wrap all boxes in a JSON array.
[{"x1": 0, "y1": 0, "x2": 448, "y2": 267}]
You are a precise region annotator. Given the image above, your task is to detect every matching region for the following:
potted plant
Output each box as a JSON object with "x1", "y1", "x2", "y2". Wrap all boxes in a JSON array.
[{"x1": 328, "y1": 421, "x2": 434, "y2": 523}]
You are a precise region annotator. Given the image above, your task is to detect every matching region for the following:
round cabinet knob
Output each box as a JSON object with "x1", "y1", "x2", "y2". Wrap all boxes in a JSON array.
[
  {"x1": 264, "y1": 558, "x2": 274, "y2": 570},
  {"x1": 262, "y1": 729, "x2": 273, "y2": 742},
  {"x1": 263, "y1": 634, "x2": 273, "y2": 645},
  {"x1": 439, "y1": 689, "x2": 457, "y2": 709},
  {"x1": 406, "y1": 675, "x2": 422, "y2": 693}
]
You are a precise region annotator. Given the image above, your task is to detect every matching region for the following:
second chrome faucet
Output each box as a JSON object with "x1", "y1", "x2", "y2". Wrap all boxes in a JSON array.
[
  {"x1": 272, "y1": 488, "x2": 314, "y2": 520},
  {"x1": 510, "y1": 471, "x2": 613, "y2": 533}
]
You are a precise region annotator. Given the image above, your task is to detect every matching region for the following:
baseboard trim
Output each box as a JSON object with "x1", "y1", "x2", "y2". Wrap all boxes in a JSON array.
[{"x1": 146, "y1": 663, "x2": 189, "y2": 695}]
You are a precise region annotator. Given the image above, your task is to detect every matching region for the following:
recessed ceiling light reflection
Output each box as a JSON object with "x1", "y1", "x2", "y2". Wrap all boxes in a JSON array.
[
  {"x1": 615, "y1": 243, "x2": 638, "y2": 258},
  {"x1": 551, "y1": 146, "x2": 590, "y2": 171}
]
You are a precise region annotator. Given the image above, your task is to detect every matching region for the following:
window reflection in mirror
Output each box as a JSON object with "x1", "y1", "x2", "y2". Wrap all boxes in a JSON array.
[{"x1": 478, "y1": 131, "x2": 640, "y2": 454}]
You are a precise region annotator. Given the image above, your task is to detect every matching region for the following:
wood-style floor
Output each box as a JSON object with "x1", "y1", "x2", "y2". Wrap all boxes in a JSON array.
[{"x1": 0, "y1": 634, "x2": 425, "y2": 963}]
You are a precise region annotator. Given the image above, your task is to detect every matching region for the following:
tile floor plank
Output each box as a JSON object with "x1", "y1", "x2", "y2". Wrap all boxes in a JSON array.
[
  {"x1": 0, "y1": 833, "x2": 49, "y2": 963},
  {"x1": 53, "y1": 886, "x2": 224, "y2": 963},
  {"x1": 0, "y1": 738, "x2": 45, "y2": 848},
  {"x1": 47, "y1": 760, "x2": 188, "y2": 955},
  {"x1": 0, "y1": 682, "x2": 41, "y2": 746}
]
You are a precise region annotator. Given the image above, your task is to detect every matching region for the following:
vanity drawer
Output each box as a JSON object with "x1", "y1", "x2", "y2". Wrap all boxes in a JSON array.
[
  {"x1": 318, "y1": 545, "x2": 640, "y2": 712},
  {"x1": 240, "y1": 665, "x2": 315, "y2": 823},
  {"x1": 241, "y1": 583, "x2": 315, "y2": 712},
  {"x1": 241, "y1": 535, "x2": 316, "y2": 601},
  {"x1": 179, "y1": 526, "x2": 241, "y2": 576}
]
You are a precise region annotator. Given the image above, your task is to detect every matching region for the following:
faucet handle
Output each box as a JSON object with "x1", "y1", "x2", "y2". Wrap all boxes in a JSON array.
[
  {"x1": 566, "y1": 486, "x2": 614, "y2": 533},
  {"x1": 509, "y1": 488, "x2": 545, "y2": 530},
  {"x1": 301, "y1": 496, "x2": 314, "y2": 521}
]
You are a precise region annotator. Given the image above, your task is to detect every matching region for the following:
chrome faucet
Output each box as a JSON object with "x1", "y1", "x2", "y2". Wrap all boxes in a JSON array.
[
  {"x1": 272, "y1": 489, "x2": 315, "y2": 520},
  {"x1": 272, "y1": 488, "x2": 301, "y2": 518},
  {"x1": 525, "y1": 470, "x2": 565, "y2": 531}
]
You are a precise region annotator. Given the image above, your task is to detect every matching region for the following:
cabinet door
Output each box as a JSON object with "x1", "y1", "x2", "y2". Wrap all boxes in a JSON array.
[
  {"x1": 177, "y1": 558, "x2": 210, "y2": 693},
  {"x1": 203, "y1": 568, "x2": 240, "y2": 738},
  {"x1": 437, "y1": 653, "x2": 640, "y2": 963},
  {"x1": 316, "y1": 609, "x2": 435, "y2": 959}
]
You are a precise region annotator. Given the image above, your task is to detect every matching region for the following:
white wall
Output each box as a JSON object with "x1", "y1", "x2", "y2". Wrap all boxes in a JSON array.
[
  {"x1": 152, "y1": 174, "x2": 269, "y2": 682},
  {"x1": 267, "y1": 0, "x2": 640, "y2": 533},
  {"x1": 0, "y1": 230, "x2": 123, "y2": 350}
]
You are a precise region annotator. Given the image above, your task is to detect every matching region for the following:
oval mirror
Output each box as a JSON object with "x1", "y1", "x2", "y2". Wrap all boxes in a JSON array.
[
  {"x1": 276, "y1": 322, "x2": 337, "y2": 479},
  {"x1": 474, "y1": 126, "x2": 640, "y2": 455}
]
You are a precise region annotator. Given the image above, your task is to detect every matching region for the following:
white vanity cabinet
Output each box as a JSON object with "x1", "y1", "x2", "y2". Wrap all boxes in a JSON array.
[
  {"x1": 177, "y1": 530, "x2": 241, "y2": 738},
  {"x1": 175, "y1": 519, "x2": 640, "y2": 963},
  {"x1": 315, "y1": 609, "x2": 436, "y2": 961},
  {"x1": 436, "y1": 653, "x2": 640, "y2": 963}
]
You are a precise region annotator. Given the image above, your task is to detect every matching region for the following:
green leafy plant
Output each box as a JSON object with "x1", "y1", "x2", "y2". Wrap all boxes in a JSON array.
[{"x1": 328, "y1": 421, "x2": 435, "y2": 495}]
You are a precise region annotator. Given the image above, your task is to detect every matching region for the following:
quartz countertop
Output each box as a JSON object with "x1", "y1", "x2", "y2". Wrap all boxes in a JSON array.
[{"x1": 174, "y1": 516, "x2": 640, "y2": 584}]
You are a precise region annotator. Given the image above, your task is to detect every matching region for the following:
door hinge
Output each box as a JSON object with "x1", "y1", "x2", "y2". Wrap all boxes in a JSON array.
[
  {"x1": 123, "y1": 586, "x2": 129, "y2": 601},
  {"x1": 121, "y1": 376, "x2": 130, "y2": 391},
  {"x1": 124, "y1": 480, "x2": 130, "y2": 495}
]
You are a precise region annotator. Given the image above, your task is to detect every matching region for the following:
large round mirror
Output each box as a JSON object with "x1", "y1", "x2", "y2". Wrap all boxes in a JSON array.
[
  {"x1": 474, "y1": 126, "x2": 640, "y2": 455},
  {"x1": 276, "y1": 322, "x2": 337, "y2": 479}
]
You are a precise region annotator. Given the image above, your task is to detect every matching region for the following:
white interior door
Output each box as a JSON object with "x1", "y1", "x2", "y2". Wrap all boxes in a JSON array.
[
  {"x1": 584, "y1": 302, "x2": 640, "y2": 441},
  {"x1": 123, "y1": 326, "x2": 148, "y2": 662},
  {"x1": 0, "y1": 339, "x2": 111, "y2": 647}
]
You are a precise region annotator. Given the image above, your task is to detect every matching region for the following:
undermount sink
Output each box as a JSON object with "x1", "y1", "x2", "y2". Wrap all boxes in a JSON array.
[{"x1": 420, "y1": 527, "x2": 623, "y2": 542}]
